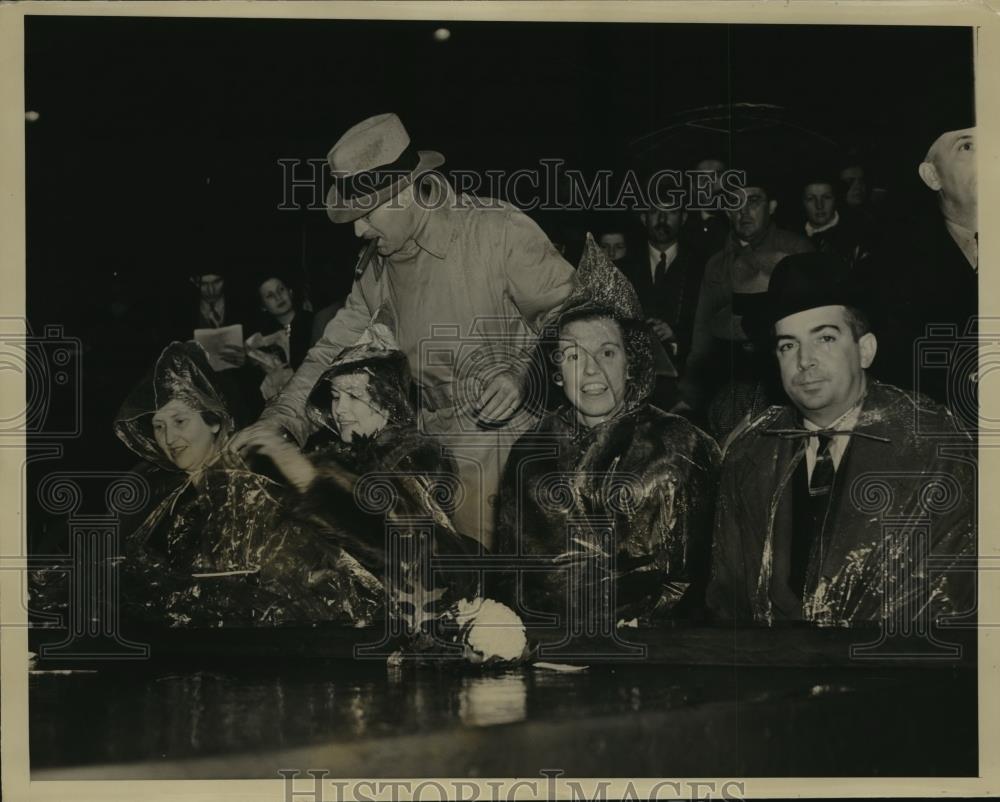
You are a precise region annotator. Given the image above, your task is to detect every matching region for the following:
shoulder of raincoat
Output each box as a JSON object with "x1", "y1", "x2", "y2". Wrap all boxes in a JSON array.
[{"x1": 706, "y1": 381, "x2": 976, "y2": 626}]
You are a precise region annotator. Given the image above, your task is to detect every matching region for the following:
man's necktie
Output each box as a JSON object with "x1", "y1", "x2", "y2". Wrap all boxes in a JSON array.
[
  {"x1": 809, "y1": 433, "x2": 835, "y2": 497},
  {"x1": 654, "y1": 251, "x2": 666, "y2": 286},
  {"x1": 208, "y1": 301, "x2": 221, "y2": 328},
  {"x1": 790, "y1": 434, "x2": 836, "y2": 597}
]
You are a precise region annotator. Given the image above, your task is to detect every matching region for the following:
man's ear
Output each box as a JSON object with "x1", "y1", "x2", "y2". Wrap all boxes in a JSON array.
[
  {"x1": 859, "y1": 332, "x2": 878, "y2": 369},
  {"x1": 768, "y1": 199, "x2": 778, "y2": 216},
  {"x1": 639, "y1": 212, "x2": 648, "y2": 229},
  {"x1": 681, "y1": 210, "x2": 689, "y2": 226},
  {"x1": 210, "y1": 423, "x2": 221, "y2": 435},
  {"x1": 918, "y1": 160, "x2": 942, "y2": 191}
]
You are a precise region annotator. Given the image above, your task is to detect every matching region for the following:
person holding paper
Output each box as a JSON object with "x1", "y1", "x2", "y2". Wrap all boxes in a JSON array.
[
  {"x1": 188, "y1": 271, "x2": 248, "y2": 368},
  {"x1": 166, "y1": 266, "x2": 263, "y2": 424}
]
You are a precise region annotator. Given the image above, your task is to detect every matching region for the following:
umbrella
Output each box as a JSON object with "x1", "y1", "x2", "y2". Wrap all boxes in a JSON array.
[{"x1": 628, "y1": 103, "x2": 840, "y2": 181}]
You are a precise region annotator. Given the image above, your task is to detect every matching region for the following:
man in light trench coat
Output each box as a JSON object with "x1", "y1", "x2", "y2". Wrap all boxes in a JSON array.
[{"x1": 233, "y1": 113, "x2": 576, "y2": 548}]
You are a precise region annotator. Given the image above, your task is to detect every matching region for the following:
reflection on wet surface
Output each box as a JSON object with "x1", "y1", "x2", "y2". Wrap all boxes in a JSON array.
[
  {"x1": 457, "y1": 673, "x2": 527, "y2": 728},
  {"x1": 30, "y1": 660, "x2": 867, "y2": 769},
  {"x1": 29, "y1": 656, "x2": 978, "y2": 779}
]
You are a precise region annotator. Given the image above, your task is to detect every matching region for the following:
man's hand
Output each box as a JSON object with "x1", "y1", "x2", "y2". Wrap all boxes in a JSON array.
[
  {"x1": 232, "y1": 426, "x2": 317, "y2": 492},
  {"x1": 475, "y1": 370, "x2": 522, "y2": 425},
  {"x1": 649, "y1": 318, "x2": 674, "y2": 342},
  {"x1": 229, "y1": 420, "x2": 287, "y2": 455}
]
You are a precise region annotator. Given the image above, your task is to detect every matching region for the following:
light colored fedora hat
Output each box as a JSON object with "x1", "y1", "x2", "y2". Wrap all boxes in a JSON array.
[{"x1": 325, "y1": 113, "x2": 445, "y2": 224}]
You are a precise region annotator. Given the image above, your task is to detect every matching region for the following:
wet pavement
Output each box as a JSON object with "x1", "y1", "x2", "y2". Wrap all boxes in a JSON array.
[{"x1": 30, "y1": 651, "x2": 977, "y2": 778}]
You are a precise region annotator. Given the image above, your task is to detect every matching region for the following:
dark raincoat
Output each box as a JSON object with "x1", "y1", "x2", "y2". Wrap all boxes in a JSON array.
[
  {"x1": 292, "y1": 314, "x2": 483, "y2": 630},
  {"x1": 111, "y1": 341, "x2": 383, "y2": 627},
  {"x1": 706, "y1": 381, "x2": 976, "y2": 626},
  {"x1": 496, "y1": 235, "x2": 722, "y2": 625}
]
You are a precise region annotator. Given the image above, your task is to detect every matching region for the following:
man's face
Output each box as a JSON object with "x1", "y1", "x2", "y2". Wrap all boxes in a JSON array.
[
  {"x1": 258, "y1": 278, "x2": 293, "y2": 318},
  {"x1": 728, "y1": 186, "x2": 775, "y2": 242},
  {"x1": 598, "y1": 232, "x2": 627, "y2": 262},
  {"x1": 329, "y1": 372, "x2": 389, "y2": 443},
  {"x1": 803, "y1": 182, "x2": 837, "y2": 228},
  {"x1": 924, "y1": 128, "x2": 977, "y2": 210},
  {"x1": 774, "y1": 305, "x2": 876, "y2": 426},
  {"x1": 352, "y1": 185, "x2": 421, "y2": 257},
  {"x1": 640, "y1": 206, "x2": 685, "y2": 249},
  {"x1": 695, "y1": 158, "x2": 726, "y2": 196},
  {"x1": 556, "y1": 317, "x2": 628, "y2": 428},
  {"x1": 839, "y1": 165, "x2": 868, "y2": 208},
  {"x1": 194, "y1": 274, "x2": 224, "y2": 301}
]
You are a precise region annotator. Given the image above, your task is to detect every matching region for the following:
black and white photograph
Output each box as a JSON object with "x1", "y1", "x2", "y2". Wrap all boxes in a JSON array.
[{"x1": 3, "y1": 3, "x2": 995, "y2": 798}]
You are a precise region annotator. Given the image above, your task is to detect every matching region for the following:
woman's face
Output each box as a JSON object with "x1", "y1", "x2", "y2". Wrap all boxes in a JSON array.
[
  {"x1": 598, "y1": 232, "x2": 627, "y2": 262},
  {"x1": 152, "y1": 398, "x2": 221, "y2": 473},
  {"x1": 329, "y1": 372, "x2": 389, "y2": 443},
  {"x1": 258, "y1": 277, "x2": 293, "y2": 318},
  {"x1": 555, "y1": 317, "x2": 628, "y2": 428}
]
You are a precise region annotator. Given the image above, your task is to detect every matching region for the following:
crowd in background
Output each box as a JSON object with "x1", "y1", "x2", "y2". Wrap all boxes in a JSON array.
[{"x1": 104, "y1": 142, "x2": 971, "y2": 446}]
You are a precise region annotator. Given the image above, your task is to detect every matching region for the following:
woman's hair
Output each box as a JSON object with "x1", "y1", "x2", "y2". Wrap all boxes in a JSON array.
[
  {"x1": 542, "y1": 306, "x2": 654, "y2": 412},
  {"x1": 342, "y1": 366, "x2": 407, "y2": 422},
  {"x1": 551, "y1": 307, "x2": 633, "y2": 366},
  {"x1": 200, "y1": 409, "x2": 225, "y2": 431},
  {"x1": 145, "y1": 404, "x2": 223, "y2": 441},
  {"x1": 546, "y1": 308, "x2": 630, "y2": 383}
]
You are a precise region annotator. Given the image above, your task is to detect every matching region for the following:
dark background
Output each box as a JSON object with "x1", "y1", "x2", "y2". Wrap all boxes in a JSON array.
[{"x1": 24, "y1": 16, "x2": 974, "y2": 471}]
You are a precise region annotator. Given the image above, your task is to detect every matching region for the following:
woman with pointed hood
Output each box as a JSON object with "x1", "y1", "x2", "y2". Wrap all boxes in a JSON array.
[
  {"x1": 240, "y1": 310, "x2": 481, "y2": 630},
  {"x1": 496, "y1": 235, "x2": 722, "y2": 625},
  {"x1": 111, "y1": 340, "x2": 382, "y2": 627}
]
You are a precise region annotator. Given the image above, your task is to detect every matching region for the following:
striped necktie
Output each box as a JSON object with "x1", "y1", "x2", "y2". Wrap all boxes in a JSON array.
[
  {"x1": 790, "y1": 434, "x2": 836, "y2": 597},
  {"x1": 809, "y1": 433, "x2": 835, "y2": 496}
]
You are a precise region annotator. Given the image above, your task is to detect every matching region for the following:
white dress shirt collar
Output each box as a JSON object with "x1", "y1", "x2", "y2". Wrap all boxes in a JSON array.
[
  {"x1": 802, "y1": 396, "x2": 864, "y2": 477},
  {"x1": 648, "y1": 241, "x2": 679, "y2": 282}
]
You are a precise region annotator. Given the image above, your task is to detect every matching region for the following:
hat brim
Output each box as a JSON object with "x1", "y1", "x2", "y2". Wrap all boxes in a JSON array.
[
  {"x1": 742, "y1": 289, "x2": 864, "y2": 342},
  {"x1": 326, "y1": 150, "x2": 446, "y2": 224}
]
